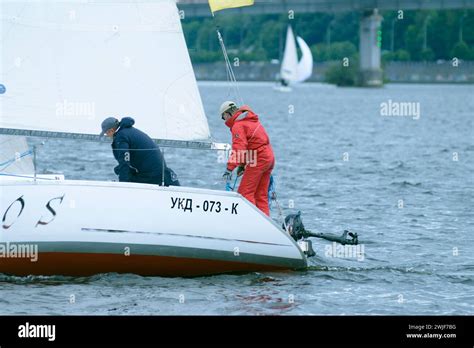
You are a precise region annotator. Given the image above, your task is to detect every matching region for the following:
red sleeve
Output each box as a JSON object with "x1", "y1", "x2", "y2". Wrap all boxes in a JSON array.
[{"x1": 226, "y1": 124, "x2": 248, "y2": 171}]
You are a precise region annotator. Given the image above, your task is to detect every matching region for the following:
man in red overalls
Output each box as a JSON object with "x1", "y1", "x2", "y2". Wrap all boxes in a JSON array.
[{"x1": 221, "y1": 101, "x2": 275, "y2": 216}]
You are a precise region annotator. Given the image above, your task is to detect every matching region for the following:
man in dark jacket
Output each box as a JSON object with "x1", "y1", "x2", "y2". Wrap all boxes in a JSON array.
[{"x1": 100, "y1": 117, "x2": 180, "y2": 186}]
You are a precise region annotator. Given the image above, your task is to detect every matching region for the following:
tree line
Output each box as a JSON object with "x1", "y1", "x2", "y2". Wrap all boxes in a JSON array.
[{"x1": 182, "y1": 9, "x2": 474, "y2": 63}]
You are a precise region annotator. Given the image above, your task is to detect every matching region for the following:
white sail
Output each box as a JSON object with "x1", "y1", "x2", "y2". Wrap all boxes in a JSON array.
[
  {"x1": 0, "y1": 135, "x2": 34, "y2": 175},
  {"x1": 0, "y1": 0, "x2": 210, "y2": 143},
  {"x1": 296, "y1": 36, "x2": 313, "y2": 82},
  {"x1": 280, "y1": 25, "x2": 298, "y2": 82}
]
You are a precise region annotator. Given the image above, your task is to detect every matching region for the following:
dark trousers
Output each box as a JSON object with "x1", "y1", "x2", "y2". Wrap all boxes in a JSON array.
[{"x1": 131, "y1": 168, "x2": 180, "y2": 187}]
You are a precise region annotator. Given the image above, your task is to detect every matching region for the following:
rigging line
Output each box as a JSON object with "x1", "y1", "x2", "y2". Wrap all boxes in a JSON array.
[
  {"x1": 217, "y1": 31, "x2": 233, "y2": 81},
  {"x1": 0, "y1": 173, "x2": 56, "y2": 180},
  {"x1": 217, "y1": 31, "x2": 234, "y2": 82},
  {"x1": 0, "y1": 149, "x2": 33, "y2": 170},
  {"x1": 224, "y1": 47, "x2": 243, "y2": 104},
  {"x1": 212, "y1": 14, "x2": 244, "y2": 106},
  {"x1": 217, "y1": 29, "x2": 243, "y2": 105},
  {"x1": 223, "y1": 53, "x2": 235, "y2": 99},
  {"x1": 209, "y1": 10, "x2": 243, "y2": 104},
  {"x1": 268, "y1": 177, "x2": 287, "y2": 232},
  {"x1": 274, "y1": 192, "x2": 288, "y2": 233}
]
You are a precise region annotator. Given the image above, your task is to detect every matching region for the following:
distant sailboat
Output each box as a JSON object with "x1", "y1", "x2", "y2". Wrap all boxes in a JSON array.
[{"x1": 276, "y1": 25, "x2": 313, "y2": 92}]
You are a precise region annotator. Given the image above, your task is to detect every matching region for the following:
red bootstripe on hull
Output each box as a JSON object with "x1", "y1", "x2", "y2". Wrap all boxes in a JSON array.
[{"x1": 0, "y1": 252, "x2": 290, "y2": 277}]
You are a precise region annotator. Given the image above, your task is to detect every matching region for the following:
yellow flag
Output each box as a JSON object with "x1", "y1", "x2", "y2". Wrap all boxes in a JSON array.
[{"x1": 208, "y1": 0, "x2": 254, "y2": 14}]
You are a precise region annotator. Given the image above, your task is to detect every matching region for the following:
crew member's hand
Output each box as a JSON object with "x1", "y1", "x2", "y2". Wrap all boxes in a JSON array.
[
  {"x1": 237, "y1": 165, "x2": 245, "y2": 177},
  {"x1": 222, "y1": 169, "x2": 232, "y2": 181}
]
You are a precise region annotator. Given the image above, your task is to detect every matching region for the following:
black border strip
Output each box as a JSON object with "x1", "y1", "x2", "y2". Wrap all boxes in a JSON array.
[{"x1": 0, "y1": 316, "x2": 472, "y2": 346}]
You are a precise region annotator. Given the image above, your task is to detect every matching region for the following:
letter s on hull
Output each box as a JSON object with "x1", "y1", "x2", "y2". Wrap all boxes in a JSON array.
[{"x1": 36, "y1": 195, "x2": 65, "y2": 227}]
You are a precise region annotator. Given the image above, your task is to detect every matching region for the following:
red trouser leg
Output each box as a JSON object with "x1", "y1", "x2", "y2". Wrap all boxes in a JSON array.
[
  {"x1": 237, "y1": 165, "x2": 264, "y2": 207},
  {"x1": 254, "y1": 164, "x2": 273, "y2": 216},
  {"x1": 237, "y1": 159, "x2": 273, "y2": 216}
]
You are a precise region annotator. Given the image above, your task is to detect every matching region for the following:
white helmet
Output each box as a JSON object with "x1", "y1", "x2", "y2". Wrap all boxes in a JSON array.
[{"x1": 219, "y1": 101, "x2": 237, "y2": 116}]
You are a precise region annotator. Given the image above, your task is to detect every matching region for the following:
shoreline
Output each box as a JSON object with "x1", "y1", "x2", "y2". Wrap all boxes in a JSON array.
[{"x1": 193, "y1": 61, "x2": 474, "y2": 84}]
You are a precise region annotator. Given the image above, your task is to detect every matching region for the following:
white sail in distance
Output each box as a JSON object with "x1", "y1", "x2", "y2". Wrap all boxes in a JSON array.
[
  {"x1": 280, "y1": 25, "x2": 299, "y2": 82},
  {"x1": 0, "y1": 0, "x2": 210, "y2": 143},
  {"x1": 280, "y1": 26, "x2": 313, "y2": 84},
  {"x1": 296, "y1": 36, "x2": 313, "y2": 82}
]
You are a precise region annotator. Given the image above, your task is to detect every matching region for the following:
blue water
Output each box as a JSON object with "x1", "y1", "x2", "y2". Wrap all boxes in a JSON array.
[{"x1": 1, "y1": 82, "x2": 473, "y2": 314}]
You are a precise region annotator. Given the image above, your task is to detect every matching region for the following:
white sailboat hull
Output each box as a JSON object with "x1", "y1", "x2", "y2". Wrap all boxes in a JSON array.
[{"x1": 0, "y1": 179, "x2": 307, "y2": 276}]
